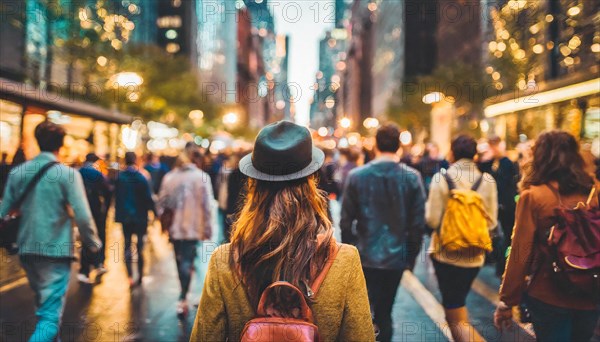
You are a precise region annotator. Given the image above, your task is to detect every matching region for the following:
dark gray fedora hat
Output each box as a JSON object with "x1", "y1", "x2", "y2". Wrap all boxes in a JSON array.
[{"x1": 239, "y1": 121, "x2": 325, "y2": 181}]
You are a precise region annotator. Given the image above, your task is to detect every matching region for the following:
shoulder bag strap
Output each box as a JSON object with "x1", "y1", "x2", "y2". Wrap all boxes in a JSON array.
[
  {"x1": 307, "y1": 240, "x2": 342, "y2": 298},
  {"x1": 585, "y1": 186, "x2": 597, "y2": 207},
  {"x1": 10, "y1": 161, "x2": 59, "y2": 213},
  {"x1": 471, "y1": 174, "x2": 484, "y2": 191},
  {"x1": 442, "y1": 171, "x2": 456, "y2": 191}
]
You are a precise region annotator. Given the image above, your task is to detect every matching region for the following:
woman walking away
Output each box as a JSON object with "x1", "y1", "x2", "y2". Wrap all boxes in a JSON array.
[
  {"x1": 191, "y1": 121, "x2": 374, "y2": 341},
  {"x1": 115, "y1": 152, "x2": 156, "y2": 288},
  {"x1": 495, "y1": 131, "x2": 599, "y2": 342},
  {"x1": 426, "y1": 135, "x2": 498, "y2": 342},
  {"x1": 157, "y1": 148, "x2": 214, "y2": 317}
]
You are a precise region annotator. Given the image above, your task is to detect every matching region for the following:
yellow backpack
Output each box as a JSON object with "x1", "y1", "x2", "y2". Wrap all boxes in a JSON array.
[{"x1": 439, "y1": 173, "x2": 493, "y2": 253}]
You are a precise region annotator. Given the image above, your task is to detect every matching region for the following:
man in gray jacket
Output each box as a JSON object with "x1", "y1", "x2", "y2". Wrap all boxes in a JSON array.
[
  {"x1": 0, "y1": 121, "x2": 101, "y2": 342},
  {"x1": 341, "y1": 123, "x2": 426, "y2": 342}
]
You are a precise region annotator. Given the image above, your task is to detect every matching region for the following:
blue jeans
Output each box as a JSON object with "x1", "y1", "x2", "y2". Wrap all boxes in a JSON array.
[
  {"x1": 172, "y1": 240, "x2": 198, "y2": 300},
  {"x1": 20, "y1": 255, "x2": 72, "y2": 342},
  {"x1": 527, "y1": 296, "x2": 599, "y2": 342}
]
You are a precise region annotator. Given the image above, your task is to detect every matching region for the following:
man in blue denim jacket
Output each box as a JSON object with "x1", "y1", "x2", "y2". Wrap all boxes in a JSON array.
[
  {"x1": 341, "y1": 123, "x2": 426, "y2": 342},
  {"x1": 0, "y1": 121, "x2": 101, "y2": 342}
]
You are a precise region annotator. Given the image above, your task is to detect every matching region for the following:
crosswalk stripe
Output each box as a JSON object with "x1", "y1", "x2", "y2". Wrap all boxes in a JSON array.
[
  {"x1": 471, "y1": 279, "x2": 536, "y2": 338},
  {"x1": 401, "y1": 270, "x2": 457, "y2": 342},
  {"x1": 0, "y1": 276, "x2": 27, "y2": 293}
]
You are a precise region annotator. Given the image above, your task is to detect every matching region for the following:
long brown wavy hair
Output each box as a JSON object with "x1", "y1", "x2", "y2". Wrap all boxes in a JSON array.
[
  {"x1": 521, "y1": 130, "x2": 594, "y2": 195},
  {"x1": 230, "y1": 174, "x2": 333, "y2": 306}
]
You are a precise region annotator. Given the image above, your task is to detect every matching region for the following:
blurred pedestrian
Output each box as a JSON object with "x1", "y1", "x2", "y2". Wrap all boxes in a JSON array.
[
  {"x1": 426, "y1": 135, "x2": 497, "y2": 342},
  {"x1": 479, "y1": 136, "x2": 520, "y2": 277},
  {"x1": 11, "y1": 147, "x2": 26, "y2": 167},
  {"x1": 157, "y1": 148, "x2": 214, "y2": 317},
  {"x1": 144, "y1": 153, "x2": 168, "y2": 194},
  {"x1": 495, "y1": 131, "x2": 599, "y2": 341},
  {"x1": 340, "y1": 123, "x2": 426, "y2": 342},
  {"x1": 0, "y1": 121, "x2": 101, "y2": 342},
  {"x1": 0, "y1": 152, "x2": 10, "y2": 198},
  {"x1": 338, "y1": 148, "x2": 360, "y2": 198},
  {"x1": 77, "y1": 153, "x2": 112, "y2": 284},
  {"x1": 417, "y1": 143, "x2": 450, "y2": 196},
  {"x1": 317, "y1": 148, "x2": 340, "y2": 200},
  {"x1": 217, "y1": 152, "x2": 247, "y2": 243},
  {"x1": 192, "y1": 121, "x2": 374, "y2": 341},
  {"x1": 115, "y1": 152, "x2": 155, "y2": 288}
]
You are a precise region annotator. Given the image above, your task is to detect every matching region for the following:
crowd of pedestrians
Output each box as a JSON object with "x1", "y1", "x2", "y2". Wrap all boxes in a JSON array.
[{"x1": 1, "y1": 119, "x2": 599, "y2": 342}]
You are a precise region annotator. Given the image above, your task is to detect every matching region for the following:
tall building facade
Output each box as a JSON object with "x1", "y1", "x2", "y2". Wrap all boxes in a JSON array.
[
  {"x1": 483, "y1": 0, "x2": 600, "y2": 146},
  {"x1": 0, "y1": 0, "x2": 131, "y2": 161}
]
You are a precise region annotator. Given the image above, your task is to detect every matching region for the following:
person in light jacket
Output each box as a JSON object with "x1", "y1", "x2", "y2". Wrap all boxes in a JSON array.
[
  {"x1": 426, "y1": 135, "x2": 498, "y2": 342},
  {"x1": 0, "y1": 121, "x2": 101, "y2": 342},
  {"x1": 158, "y1": 147, "x2": 214, "y2": 317}
]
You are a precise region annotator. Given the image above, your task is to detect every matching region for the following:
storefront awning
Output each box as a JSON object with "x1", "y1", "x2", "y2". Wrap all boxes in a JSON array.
[
  {"x1": 0, "y1": 78, "x2": 132, "y2": 124},
  {"x1": 484, "y1": 78, "x2": 600, "y2": 118}
]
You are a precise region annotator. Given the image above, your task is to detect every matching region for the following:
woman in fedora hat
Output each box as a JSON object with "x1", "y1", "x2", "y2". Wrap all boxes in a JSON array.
[{"x1": 191, "y1": 121, "x2": 374, "y2": 341}]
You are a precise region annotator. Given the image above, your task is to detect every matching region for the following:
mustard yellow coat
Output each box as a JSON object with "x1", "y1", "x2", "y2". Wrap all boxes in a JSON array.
[{"x1": 190, "y1": 243, "x2": 375, "y2": 341}]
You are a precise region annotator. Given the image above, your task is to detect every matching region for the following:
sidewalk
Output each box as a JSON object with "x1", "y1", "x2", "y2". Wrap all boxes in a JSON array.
[{"x1": 0, "y1": 201, "x2": 535, "y2": 341}]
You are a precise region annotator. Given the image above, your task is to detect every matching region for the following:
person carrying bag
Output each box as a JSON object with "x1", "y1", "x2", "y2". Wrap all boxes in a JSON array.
[{"x1": 0, "y1": 161, "x2": 58, "y2": 254}]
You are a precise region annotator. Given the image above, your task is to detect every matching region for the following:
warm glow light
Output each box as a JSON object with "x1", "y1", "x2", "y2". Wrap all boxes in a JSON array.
[
  {"x1": 318, "y1": 127, "x2": 328, "y2": 137},
  {"x1": 189, "y1": 110, "x2": 204, "y2": 120},
  {"x1": 223, "y1": 112, "x2": 239, "y2": 126},
  {"x1": 567, "y1": 6, "x2": 581, "y2": 16},
  {"x1": 363, "y1": 118, "x2": 380, "y2": 129},
  {"x1": 532, "y1": 44, "x2": 544, "y2": 54},
  {"x1": 400, "y1": 131, "x2": 412, "y2": 145},
  {"x1": 340, "y1": 117, "x2": 352, "y2": 129},
  {"x1": 485, "y1": 79, "x2": 600, "y2": 117},
  {"x1": 97, "y1": 56, "x2": 108, "y2": 66},
  {"x1": 592, "y1": 44, "x2": 600, "y2": 53},
  {"x1": 122, "y1": 126, "x2": 139, "y2": 150},
  {"x1": 111, "y1": 72, "x2": 143, "y2": 87},
  {"x1": 422, "y1": 92, "x2": 444, "y2": 104}
]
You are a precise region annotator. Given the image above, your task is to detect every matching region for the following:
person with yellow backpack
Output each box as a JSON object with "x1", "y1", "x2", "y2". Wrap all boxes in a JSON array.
[{"x1": 426, "y1": 135, "x2": 498, "y2": 342}]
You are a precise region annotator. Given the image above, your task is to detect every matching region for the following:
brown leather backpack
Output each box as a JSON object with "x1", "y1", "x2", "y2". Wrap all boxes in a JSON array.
[{"x1": 240, "y1": 242, "x2": 341, "y2": 342}]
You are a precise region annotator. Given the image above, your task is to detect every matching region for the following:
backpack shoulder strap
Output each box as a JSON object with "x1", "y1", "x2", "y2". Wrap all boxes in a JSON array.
[
  {"x1": 10, "y1": 161, "x2": 59, "y2": 212},
  {"x1": 442, "y1": 170, "x2": 456, "y2": 191},
  {"x1": 586, "y1": 186, "x2": 597, "y2": 207},
  {"x1": 308, "y1": 240, "x2": 341, "y2": 298},
  {"x1": 471, "y1": 174, "x2": 484, "y2": 192}
]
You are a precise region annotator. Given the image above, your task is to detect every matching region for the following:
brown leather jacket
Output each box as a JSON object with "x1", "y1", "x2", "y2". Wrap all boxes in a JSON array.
[{"x1": 499, "y1": 183, "x2": 599, "y2": 310}]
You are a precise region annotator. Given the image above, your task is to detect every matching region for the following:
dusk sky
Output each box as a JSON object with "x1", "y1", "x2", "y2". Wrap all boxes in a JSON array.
[{"x1": 274, "y1": 0, "x2": 335, "y2": 126}]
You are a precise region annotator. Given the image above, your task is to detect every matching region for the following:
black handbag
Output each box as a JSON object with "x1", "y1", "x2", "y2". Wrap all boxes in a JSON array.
[{"x1": 0, "y1": 161, "x2": 59, "y2": 254}]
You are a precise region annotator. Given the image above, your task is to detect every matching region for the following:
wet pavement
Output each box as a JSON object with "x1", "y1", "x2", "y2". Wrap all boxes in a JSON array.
[{"x1": 0, "y1": 201, "x2": 535, "y2": 341}]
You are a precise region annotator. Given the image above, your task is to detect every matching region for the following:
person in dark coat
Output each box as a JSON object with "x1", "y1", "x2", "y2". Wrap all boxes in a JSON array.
[
  {"x1": 417, "y1": 143, "x2": 449, "y2": 196},
  {"x1": 220, "y1": 152, "x2": 247, "y2": 243},
  {"x1": 0, "y1": 152, "x2": 10, "y2": 198},
  {"x1": 77, "y1": 153, "x2": 112, "y2": 283},
  {"x1": 115, "y1": 152, "x2": 155, "y2": 287},
  {"x1": 479, "y1": 136, "x2": 520, "y2": 277},
  {"x1": 144, "y1": 153, "x2": 169, "y2": 194}
]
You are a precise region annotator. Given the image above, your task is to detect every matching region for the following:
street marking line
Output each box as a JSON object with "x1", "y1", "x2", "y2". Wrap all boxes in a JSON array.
[
  {"x1": 0, "y1": 276, "x2": 28, "y2": 293},
  {"x1": 401, "y1": 270, "x2": 455, "y2": 342},
  {"x1": 471, "y1": 279, "x2": 536, "y2": 338}
]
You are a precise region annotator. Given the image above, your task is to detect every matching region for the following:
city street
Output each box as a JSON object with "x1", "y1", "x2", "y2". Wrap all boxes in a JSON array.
[
  {"x1": 1, "y1": 202, "x2": 535, "y2": 342},
  {"x1": 0, "y1": 1, "x2": 598, "y2": 341}
]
